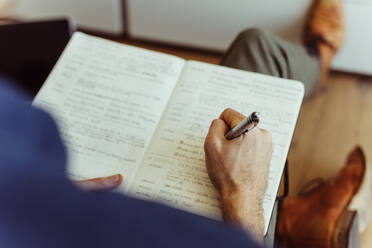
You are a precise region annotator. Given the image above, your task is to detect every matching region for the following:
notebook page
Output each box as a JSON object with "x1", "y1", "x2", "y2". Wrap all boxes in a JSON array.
[
  {"x1": 33, "y1": 32, "x2": 185, "y2": 190},
  {"x1": 128, "y1": 61, "x2": 304, "y2": 233}
]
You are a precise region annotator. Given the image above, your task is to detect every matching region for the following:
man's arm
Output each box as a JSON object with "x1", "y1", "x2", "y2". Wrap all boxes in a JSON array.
[
  {"x1": 80, "y1": 108, "x2": 273, "y2": 240},
  {"x1": 204, "y1": 108, "x2": 273, "y2": 242},
  {"x1": 0, "y1": 80, "x2": 261, "y2": 248}
]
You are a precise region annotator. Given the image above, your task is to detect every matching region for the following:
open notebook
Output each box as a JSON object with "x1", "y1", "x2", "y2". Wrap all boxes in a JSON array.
[{"x1": 33, "y1": 32, "x2": 304, "y2": 234}]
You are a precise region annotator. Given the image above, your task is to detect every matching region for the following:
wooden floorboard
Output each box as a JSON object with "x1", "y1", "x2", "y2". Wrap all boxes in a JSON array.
[{"x1": 118, "y1": 38, "x2": 372, "y2": 247}]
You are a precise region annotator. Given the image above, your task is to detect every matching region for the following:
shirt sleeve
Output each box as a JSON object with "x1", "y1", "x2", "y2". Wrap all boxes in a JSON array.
[{"x1": 0, "y1": 78, "x2": 261, "y2": 248}]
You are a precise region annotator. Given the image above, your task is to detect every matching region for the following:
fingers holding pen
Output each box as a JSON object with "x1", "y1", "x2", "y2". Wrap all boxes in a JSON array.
[{"x1": 219, "y1": 108, "x2": 246, "y2": 129}]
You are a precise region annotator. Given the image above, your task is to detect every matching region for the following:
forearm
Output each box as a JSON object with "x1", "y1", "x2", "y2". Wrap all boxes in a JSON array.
[
  {"x1": 204, "y1": 108, "x2": 273, "y2": 244},
  {"x1": 220, "y1": 188, "x2": 265, "y2": 243}
]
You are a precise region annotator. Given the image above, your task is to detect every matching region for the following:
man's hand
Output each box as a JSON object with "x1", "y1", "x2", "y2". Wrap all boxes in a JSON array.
[
  {"x1": 204, "y1": 108, "x2": 273, "y2": 242},
  {"x1": 73, "y1": 174, "x2": 123, "y2": 192}
]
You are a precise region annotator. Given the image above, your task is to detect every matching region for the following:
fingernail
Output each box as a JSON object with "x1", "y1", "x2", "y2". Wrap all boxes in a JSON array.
[{"x1": 109, "y1": 174, "x2": 122, "y2": 184}]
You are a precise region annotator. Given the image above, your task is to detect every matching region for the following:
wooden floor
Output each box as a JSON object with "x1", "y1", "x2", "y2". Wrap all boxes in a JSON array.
[
  {"x1": 289, "y1": 72, "x2": 372, "y2": 247},
  {"x1": 120, "y1": 39, "x2": 372, "y2": 247}
]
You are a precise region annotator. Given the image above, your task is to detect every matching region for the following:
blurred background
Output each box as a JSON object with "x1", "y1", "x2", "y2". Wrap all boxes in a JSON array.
[
  {"x1": 1, "y1": 0, "x2": 372, "y2": 246},
  {"x1": 2, "y1": 0, "x2": 372, "y2": 75}
]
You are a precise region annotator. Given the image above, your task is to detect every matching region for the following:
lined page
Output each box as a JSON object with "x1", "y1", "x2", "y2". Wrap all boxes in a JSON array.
[
  {"x1": 128, "y1": 61, "x2": 304, "y2": 233},
  {"x1": 33, "y1": 32, "x2": 185, "y2": 190}
]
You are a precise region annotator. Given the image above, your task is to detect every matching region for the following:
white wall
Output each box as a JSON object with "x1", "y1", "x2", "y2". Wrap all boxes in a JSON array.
[
  {"x1": 9, "y1": 0, "x2": 124, "y2": 34},
  {"x1": 127, "y1": 0, "x2": 313, "y2": 50},
  {"x1": 127, "y1": 0, "x2": 372, "y2": 75}
]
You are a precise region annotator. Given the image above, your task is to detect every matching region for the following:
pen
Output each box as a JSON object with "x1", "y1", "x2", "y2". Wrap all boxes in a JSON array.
[{"x1": 224, "y1": 112, "x2": 261, "y2": 140}]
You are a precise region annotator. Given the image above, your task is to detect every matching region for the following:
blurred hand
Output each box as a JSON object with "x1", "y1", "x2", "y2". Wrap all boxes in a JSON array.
[
  {"x1": 73, "y1": 174, "x2": 123, "y2": 192},
  {"x1": 0, "y1": 0, "x2": 14, "y2": 16},
  {"x1": 204, "y1": 108, "x2": 273, "y2": 241}
]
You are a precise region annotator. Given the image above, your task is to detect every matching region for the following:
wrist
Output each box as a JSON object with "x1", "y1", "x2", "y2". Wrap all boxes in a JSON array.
[
  {"x1": 220, "y1": 186, "x2": 263, "y2": 219},
  {"x1": 220, "y1": 186, "x2": 265, "y2": 241}
]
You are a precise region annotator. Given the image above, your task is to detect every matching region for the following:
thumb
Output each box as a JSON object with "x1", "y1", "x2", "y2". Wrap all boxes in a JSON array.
[
  {"x1": 219, "y1": 108, "x2": 246, "y2": 128},
  {"x1": 205, "y1": 119, "x2": 228, "y2": 148},
  {"x1": 73, "y1": 174, "x2": 123, "y2": 192}
]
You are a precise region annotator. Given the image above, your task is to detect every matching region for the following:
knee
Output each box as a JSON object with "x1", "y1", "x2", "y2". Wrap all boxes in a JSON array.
[{"x1": 235, "y1": 28, "x2": 271, "y2": 49}]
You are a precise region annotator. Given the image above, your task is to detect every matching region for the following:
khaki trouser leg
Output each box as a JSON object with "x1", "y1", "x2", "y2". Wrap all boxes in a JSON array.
[{"x1": 221, "y1": 28, "x2": 321, "y2": 99}]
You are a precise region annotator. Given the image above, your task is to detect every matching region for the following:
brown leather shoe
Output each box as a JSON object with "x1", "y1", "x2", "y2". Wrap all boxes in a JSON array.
[
  {"x1": 304, "y1": 0, "x2": 345, "y2": 89},
  {"x1": 277, "y1": 147, "x2": 369, "y2": 248}
]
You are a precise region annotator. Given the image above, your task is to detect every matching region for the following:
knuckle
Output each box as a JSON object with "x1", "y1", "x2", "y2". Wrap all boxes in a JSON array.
[
  {"x1": 254, "y1": 128, "x2": 273, "y2": 146},
  {"x1": 220, "y1": 108, "x2": 231, "y2": 117},
  {"x1": 211, "y1": 118, "x2": 220, "y2": 126},
  {"x1": 224, "y1": 107, "x2": 234, "y2": 113},
  {"x1": 204, "y1": 136, "x2": 220, "y2": 152},
  {"x1": 250, "y1": 127, "x2": 261, "y2": 136},
  {"x1": 221, "y1": 108, "x2": 237, "y2": 116},
  {"x1": 209, "y1": 119, "x2": 222, "y2": 131},
  {"x1": 260, "y1": 128, "x2": 272, "y2": 138},
  {"x1": 259, "y1": 128, "x2": 268, "y2": 134}
]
